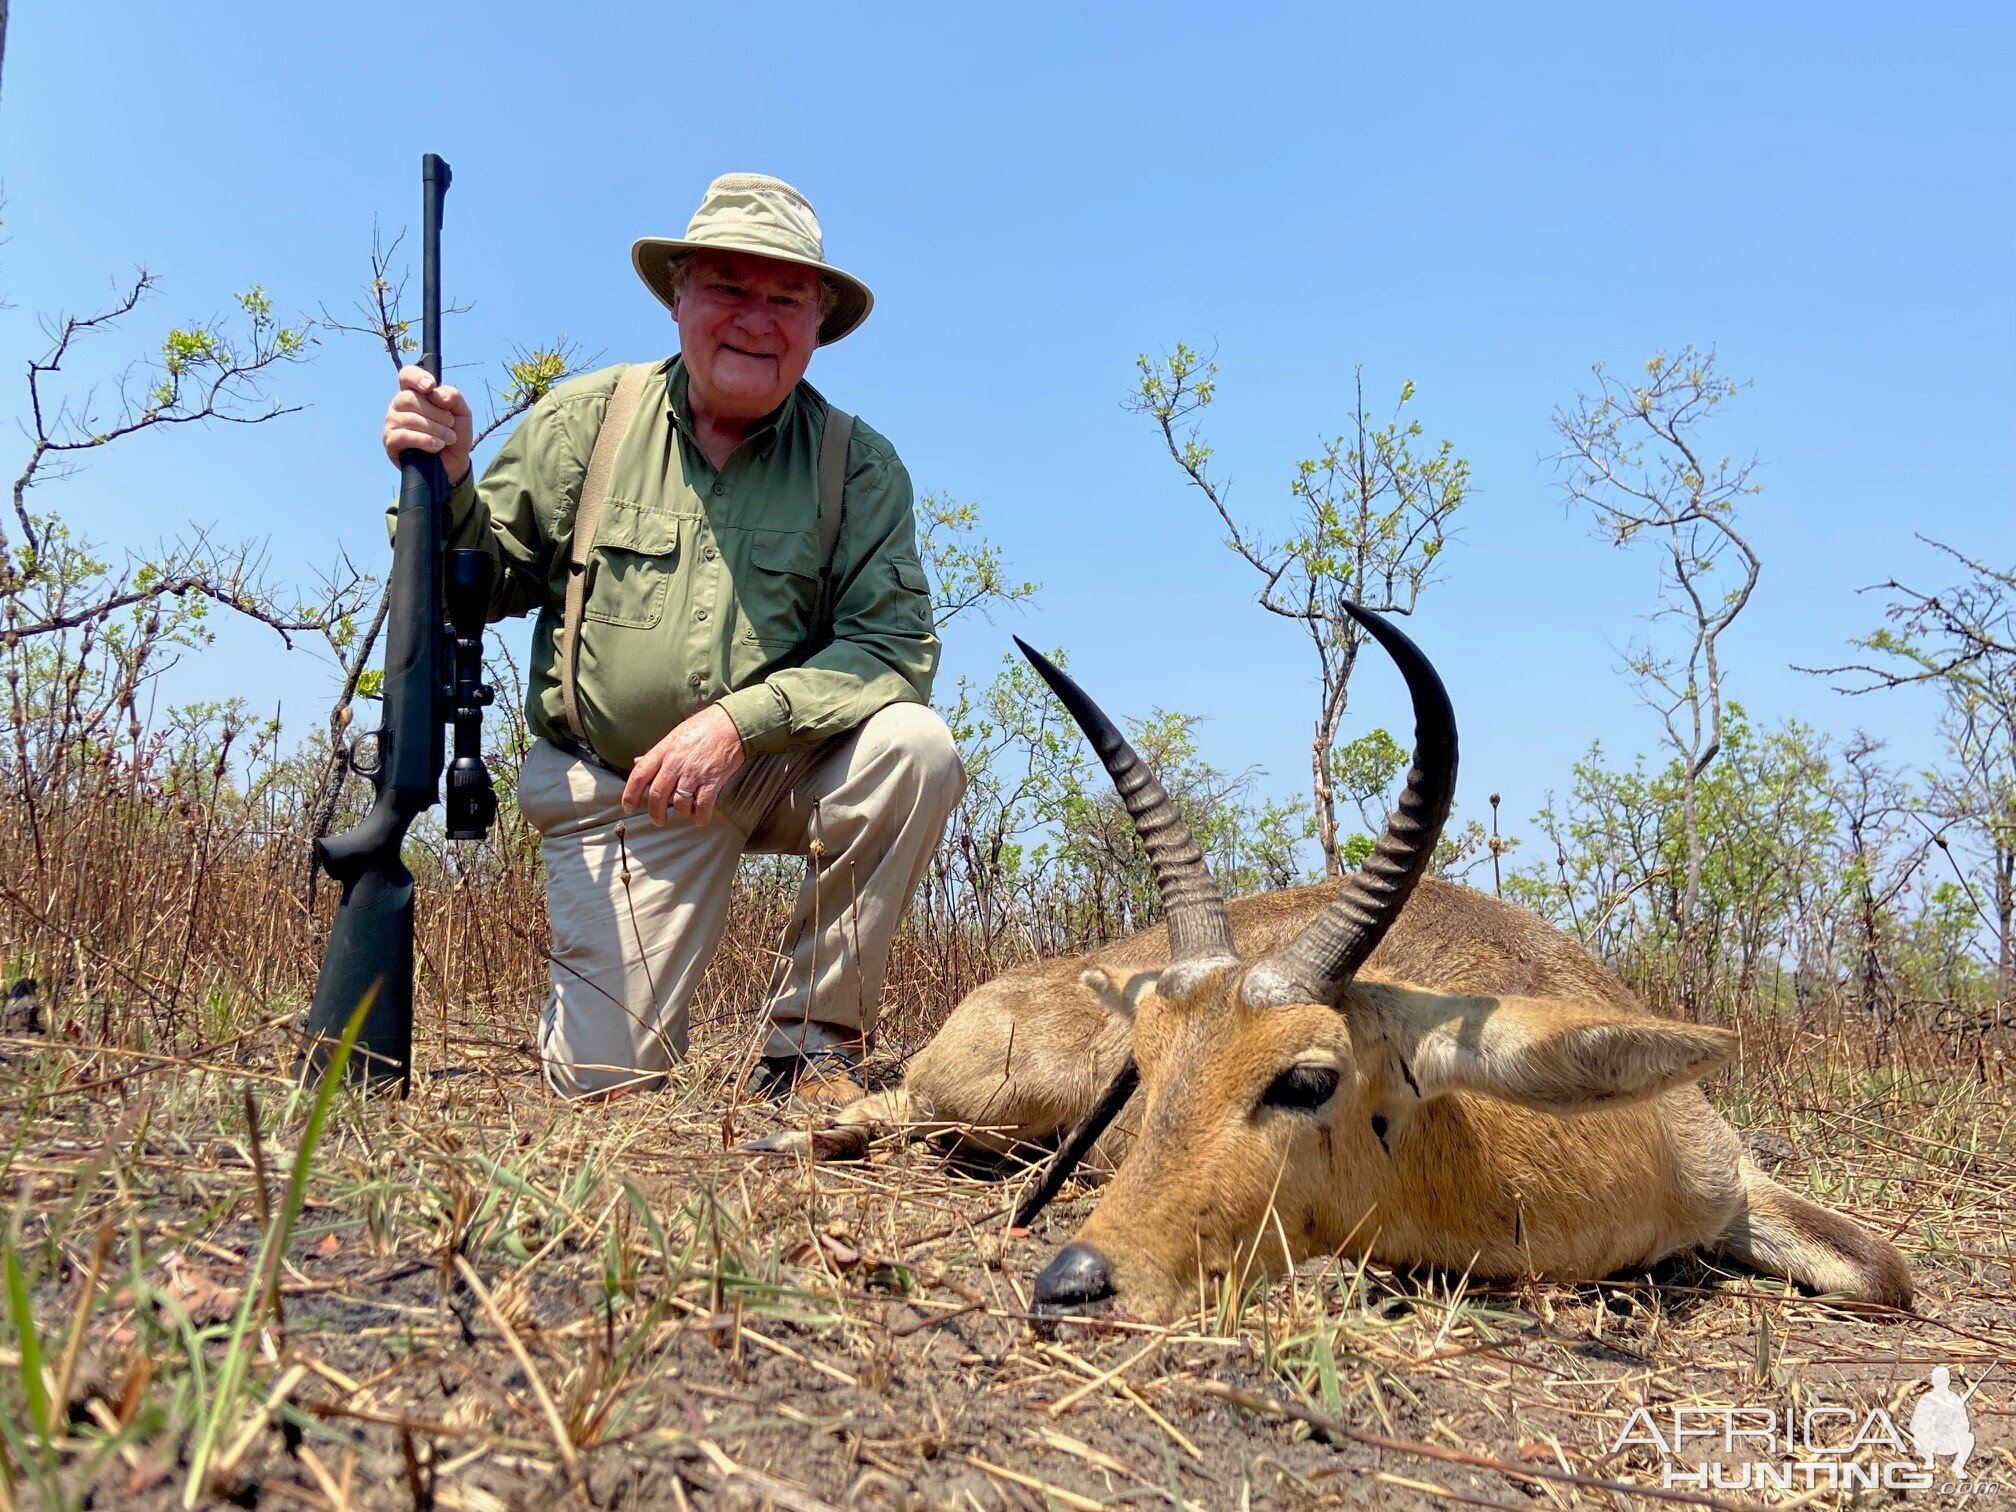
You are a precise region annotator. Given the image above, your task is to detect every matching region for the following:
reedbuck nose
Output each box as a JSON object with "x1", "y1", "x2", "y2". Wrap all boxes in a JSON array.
[{"x1": 1033, "y1": 1243, "x2": 1117, "y2": 1310}]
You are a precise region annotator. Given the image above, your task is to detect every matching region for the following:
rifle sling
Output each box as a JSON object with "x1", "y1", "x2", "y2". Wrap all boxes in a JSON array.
[{"x1": 558, "y1": 362, "x2": 852, "y2": 753}]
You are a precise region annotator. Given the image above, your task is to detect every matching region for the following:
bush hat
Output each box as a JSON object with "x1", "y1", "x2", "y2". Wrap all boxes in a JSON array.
[{"x1": 632, "y1": 173, "x2": 873, "y2": 346}]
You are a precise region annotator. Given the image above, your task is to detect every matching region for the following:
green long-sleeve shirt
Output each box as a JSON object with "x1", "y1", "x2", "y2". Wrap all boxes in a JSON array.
[{"x1": 428, "y1": 357, "x2": 938, "y2": 770}]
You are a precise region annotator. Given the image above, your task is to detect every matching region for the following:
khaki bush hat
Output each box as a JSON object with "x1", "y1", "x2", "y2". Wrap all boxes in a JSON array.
[{"x1": 632, "y1": 173, "x2": 873, "y2": 345}]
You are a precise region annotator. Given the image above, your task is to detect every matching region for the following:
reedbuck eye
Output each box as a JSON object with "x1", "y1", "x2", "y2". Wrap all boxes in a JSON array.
[{"x1": 1260, "y1": 1064, "x2": 1340, "y2": 1113}]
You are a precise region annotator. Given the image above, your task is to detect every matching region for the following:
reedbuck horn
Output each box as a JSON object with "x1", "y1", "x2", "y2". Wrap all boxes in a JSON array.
[
  {"x1": 1014, "y1": 639, "x2": 1235, "y2": 963},
  {"x1": 1248, "y1": 602, "x2": 1458, "y2": 1007},
  {"x1": 1007, "y1": 639, "x2": 1236, "y2": 1230}
]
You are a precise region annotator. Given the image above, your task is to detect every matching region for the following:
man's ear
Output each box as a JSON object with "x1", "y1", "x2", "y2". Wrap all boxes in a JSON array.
[
  {"x1": 1360, "y1": 984, "x2": 1735, "y2": 1114},
  {"x1": 1079, "y1": 968, "x2": 1160, "y2": 1020}
]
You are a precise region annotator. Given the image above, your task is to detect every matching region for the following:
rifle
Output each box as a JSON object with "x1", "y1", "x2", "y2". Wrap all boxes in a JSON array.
[{"x1": 299, "y1": 153, "x2": 497, "y2": 1090}]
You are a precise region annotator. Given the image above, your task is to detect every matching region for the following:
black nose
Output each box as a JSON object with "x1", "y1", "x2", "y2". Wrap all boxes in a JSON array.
[{"x1": 1033, "y1": 1243, "x2": 1116, "y2": 1310}]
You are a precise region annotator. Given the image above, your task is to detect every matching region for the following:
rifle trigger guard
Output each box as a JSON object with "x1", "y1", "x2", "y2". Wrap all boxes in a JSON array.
[{"x1": 347, "y1": 729, "x2": 385, "y2": 779}]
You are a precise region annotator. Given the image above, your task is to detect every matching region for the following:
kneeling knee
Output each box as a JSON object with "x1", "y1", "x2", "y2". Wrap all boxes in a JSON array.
[{"x1": 870, "y1": 704, "x2": 965, "y2": 795}]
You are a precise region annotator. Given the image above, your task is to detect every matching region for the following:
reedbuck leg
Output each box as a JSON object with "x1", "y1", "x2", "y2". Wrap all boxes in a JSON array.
[
  {"x1": 745, "y1": 973, "x2": 1135, "y2": 1162},
  {"x1": 1708, "y1": 1159, "x2": 1913, "y2": 1308}
]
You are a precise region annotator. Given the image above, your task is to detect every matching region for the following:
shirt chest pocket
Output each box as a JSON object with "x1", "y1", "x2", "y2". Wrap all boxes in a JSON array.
[
  {"x1": 737, "y1": 532, "x2": 824, "y2": 650},
  {"x1": 583, "y1": 507, "x2": 680, "y2": 629}
]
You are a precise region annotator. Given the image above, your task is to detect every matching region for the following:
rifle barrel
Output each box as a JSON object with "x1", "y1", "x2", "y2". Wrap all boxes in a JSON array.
[
  {"x1": 300, "y1": 152, "x2": 458, "y2": 1092},
  {"x1": 419, "y1": 153, "x2": 450, "y2": 380}
]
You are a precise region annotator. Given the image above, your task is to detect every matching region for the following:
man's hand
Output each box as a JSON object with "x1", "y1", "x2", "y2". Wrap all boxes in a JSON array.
[
  {"x1": 623, "y1": 704, "x2": 747, "y2": 826},
  {"x1": 383, "y1": 365, "x2": 474, "y2": 485}
]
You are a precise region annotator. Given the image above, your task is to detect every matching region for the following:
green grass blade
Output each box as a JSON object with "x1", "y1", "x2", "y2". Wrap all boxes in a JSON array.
[
  {"x1": 4, "y1": 1235, "x2": 52, "y2": 1443},
  {"x1": 183, "y1": 989, "x2": 371, "y2": 1506}
]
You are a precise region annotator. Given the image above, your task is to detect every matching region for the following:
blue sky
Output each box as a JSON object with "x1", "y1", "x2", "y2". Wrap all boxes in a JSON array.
[{"x1": 5, "y1": 1, "x2": 2011, "y2": 855}]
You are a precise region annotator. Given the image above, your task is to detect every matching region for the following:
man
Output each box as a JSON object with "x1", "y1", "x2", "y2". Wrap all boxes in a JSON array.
[{"x1": 380, "y1": 172, "x2": 962, "y2": 1101}]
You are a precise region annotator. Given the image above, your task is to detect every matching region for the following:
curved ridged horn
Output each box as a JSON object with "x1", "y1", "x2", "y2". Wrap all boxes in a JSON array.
[
  {"x1": 1015, "y1": 638, "x2": 1235, "y2": 962},
  {"x1": 1251, "y1": 603, "x2": 1457, "y2": 1004}
]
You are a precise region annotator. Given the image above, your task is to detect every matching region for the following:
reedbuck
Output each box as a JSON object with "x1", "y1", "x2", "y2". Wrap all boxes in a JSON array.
[{"x1": 764, "y1": 606, "x2": 1912, "y2": 1322}]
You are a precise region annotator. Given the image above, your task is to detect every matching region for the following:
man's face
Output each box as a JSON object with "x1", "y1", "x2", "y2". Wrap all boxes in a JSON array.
[{"x1": 673, "y1": 248, "x2": 824, "y2": 424}]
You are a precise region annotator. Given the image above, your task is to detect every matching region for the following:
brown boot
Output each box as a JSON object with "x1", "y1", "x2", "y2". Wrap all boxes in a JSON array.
[{"x1": 745, "y1": 1043, "x2": 864, "y2": 1106}]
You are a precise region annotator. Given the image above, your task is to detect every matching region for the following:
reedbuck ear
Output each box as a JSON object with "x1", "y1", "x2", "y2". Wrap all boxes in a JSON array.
[{"x1": 1368, "y1": 987, "x2": 1736, "y2": 1114}]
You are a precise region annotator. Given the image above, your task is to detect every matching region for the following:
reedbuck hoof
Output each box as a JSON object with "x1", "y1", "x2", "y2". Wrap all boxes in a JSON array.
[{"x1": 736, "y1": 1126, "x2": 875, "y2": 1162}]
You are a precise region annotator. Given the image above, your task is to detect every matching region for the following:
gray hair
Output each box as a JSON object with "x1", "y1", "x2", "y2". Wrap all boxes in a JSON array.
[{"x1": 665, "y1": 254, "x2": 839, "y2": 322}]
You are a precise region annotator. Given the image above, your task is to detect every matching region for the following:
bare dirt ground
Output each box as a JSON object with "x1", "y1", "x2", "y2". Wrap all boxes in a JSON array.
[{"x1": 3, "y1": 1005, "x2": 2013, "y2": 1511}]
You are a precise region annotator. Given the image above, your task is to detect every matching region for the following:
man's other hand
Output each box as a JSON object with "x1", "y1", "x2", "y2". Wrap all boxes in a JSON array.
[
  {"x1": 383, "y1": 365, "x2": 474, "y2": 484},
  {"x1": 624, "y1": 705, "x2": 747, "y2": 826}
]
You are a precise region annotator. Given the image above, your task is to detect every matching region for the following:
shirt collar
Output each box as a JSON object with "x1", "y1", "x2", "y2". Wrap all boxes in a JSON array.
[{"x1": 664, "y1": 355, "x2": 799, "y2": 453}]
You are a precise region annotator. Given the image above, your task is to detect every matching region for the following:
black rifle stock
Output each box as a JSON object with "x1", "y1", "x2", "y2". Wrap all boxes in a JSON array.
[{"x1": 301, "y1": 153, "x2": 497, "y2": 1089}]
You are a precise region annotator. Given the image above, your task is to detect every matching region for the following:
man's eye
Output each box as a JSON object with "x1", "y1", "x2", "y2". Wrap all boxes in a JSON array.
[{"x1": 1260, "y1": 1064, "x2": 1340, "y2": 1113}]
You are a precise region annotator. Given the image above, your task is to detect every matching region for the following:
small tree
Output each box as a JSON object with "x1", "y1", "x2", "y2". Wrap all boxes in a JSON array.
[
  {"x1": 0, "y1": 267, "x2": 377, "y2": 1019},
  {"x1": 907, "y1": 500, "x2": 1045, "y2": 963},
  {"x1": 1131, "y1": 346, "x2": 1470, "y2": 877},
  {"x1": 1693, "y1": 715, "x2": 1836, "y2": 1008},
  {"x1": 1826, "y1": 734, "x2": 1933, "y2": 1023},
  {"x1": 1517, "y1": 715, "x2": 1834, "y2": 1015},
  {"x1": 916, "y1": 494, "x2": 1038, "y2": 630},
  {"x1": 1, "y1": 276, "x2": 364, "y2": 795},
  {"x1": 1813, "y1": 539, "x2": 2016, "y2": 1021},
  {"x1": 1552, "y1": 345, "x2": 1764, "y2": 1015},
  {"x1": 1052, "y1": 706, "x2": 1314, "y2": 944},
  {"x1": 1514, "y1": 744, "x2": 1671, "y2": 975},
  {"x1": 930, "y1": 650, "x2": 1072, "y2": 962}
]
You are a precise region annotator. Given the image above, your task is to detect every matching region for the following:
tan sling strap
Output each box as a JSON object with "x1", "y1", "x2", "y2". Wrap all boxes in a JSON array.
[
  {"x1": 559, "y1": 362, "x2": 652, "y2": 742},
  {"x1": 558, "y1": 364, "x2": 855, "y2": 749}
]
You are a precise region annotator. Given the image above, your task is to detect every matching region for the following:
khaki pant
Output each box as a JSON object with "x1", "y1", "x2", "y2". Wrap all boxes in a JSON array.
[{"x1": 516, "y1": 702, "x2": 964, "y2": 1099}]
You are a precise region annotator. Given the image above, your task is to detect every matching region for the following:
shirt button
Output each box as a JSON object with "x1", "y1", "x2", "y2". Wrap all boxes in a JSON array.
[
  {"x1": 694, "y1": 608, "x2": 708, "y2": 621},
  {"x1": 688, "y1": 673, "x2": 705, "y2": 689},
  {"x1": 703, "y1": 547, "x2": 718, "y2": 562}
]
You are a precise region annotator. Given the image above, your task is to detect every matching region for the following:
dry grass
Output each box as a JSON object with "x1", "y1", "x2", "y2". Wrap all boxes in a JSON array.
[
  {"x1": 2, "y1": 759, "x2": 2013, "y2": 1508},
  {"x1": 2, "y1": 951, "x2": 2012, "y2": 1510}
]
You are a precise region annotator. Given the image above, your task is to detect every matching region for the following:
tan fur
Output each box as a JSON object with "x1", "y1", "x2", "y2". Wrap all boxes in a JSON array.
[{"x1": 831, "y1": 877, "x2": 1912, "y2": 1318}]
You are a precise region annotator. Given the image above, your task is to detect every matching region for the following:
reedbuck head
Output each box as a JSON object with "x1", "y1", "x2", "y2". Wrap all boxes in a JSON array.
[{"x1": 1018, "y1": 607, "x2": 1735, "y2": 1323}]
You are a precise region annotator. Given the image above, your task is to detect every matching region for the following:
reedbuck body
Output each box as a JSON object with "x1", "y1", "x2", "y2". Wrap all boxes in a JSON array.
[{"x1": 775, "y1": 608, "x2": 1912, "y2": 1322}]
